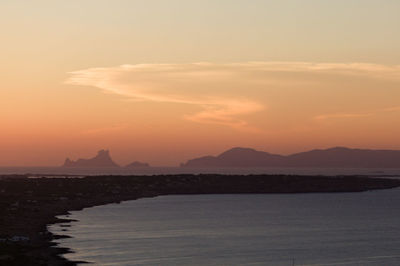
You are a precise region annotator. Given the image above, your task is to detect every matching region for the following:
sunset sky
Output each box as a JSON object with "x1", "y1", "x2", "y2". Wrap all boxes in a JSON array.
[{"x1": 1, "y1": 0, "x2": 400, "y2": 166}]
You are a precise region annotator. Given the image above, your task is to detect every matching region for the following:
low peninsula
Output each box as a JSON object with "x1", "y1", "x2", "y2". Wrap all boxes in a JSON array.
[{"x1": 1, "y1": 174, "x2": 400, "y2": 265}]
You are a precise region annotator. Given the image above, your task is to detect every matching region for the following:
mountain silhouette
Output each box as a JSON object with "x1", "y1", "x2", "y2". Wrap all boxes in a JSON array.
[
  {"x1": 181, "y1": 147, "x2": 284, "y2": 167},
  {"x1": 181, "y1": 147, "x2": 400, "y2": 168},
  {"x1": 63, "y1": 150, "x2": 119, "y2": 168}
]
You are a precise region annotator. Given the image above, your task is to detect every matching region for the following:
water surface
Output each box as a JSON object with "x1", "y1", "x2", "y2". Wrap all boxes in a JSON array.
[
  {"x1": 3, "y1": 166, "x2": 400, "y2": 176},
  {"x1": 50, "y1": 189, "x2": 400, "y2": 265}
]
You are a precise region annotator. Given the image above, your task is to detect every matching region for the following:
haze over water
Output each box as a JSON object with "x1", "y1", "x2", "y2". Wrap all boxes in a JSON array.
[
  {"x1": 50, "y1": 188, "x2": 400, "y2": 266},
  {"x1": 3, "y1": 166, "x2": 400, "y2": 177}
]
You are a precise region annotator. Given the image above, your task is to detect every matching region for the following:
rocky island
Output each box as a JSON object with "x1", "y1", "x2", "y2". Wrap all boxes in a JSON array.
[
  {"x1": 1, "y1": 174, "x2": 400, "y2": 265},
  {"x1": 63, "y1": 150, "x2": 119, "y2": 168},
  {"x1": 181, "y1": 147, "x2": 400, "y2": 168}
]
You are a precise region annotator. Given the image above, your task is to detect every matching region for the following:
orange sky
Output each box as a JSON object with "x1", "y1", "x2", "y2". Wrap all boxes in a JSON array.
[{"x1": 1, "y1": 1, "x2": 400, "y2": 166}]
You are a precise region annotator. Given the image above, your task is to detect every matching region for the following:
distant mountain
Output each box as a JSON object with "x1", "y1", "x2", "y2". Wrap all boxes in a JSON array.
[
  {"x1": 181, "y1": 147, "x2": 284, "y2": 167},
  {"x1": 63, "y1": 150, "x2": 119, "y2": 168},
  {"x1": 181, "y1": 147, "x2": 400, "y2": 168},
  {"x1": 125, "y1": 161, "x2": 150, "y2": 168}
]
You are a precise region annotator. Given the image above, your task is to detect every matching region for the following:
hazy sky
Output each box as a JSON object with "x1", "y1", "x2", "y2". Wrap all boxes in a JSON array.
[{"x1": 1, "y1": 0, "x2": 400, "y2": 166}]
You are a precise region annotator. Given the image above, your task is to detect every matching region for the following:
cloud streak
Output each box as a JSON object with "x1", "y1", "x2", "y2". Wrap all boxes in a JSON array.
[
  {"x1": 66, "y1": 62, "x2": 400, "y2": 130},
  {"x1": 314, "y1": 105, "x2": 400, "y2": 122},
  {"x1": 66, "y1": 63, "x2": 267, "y2": 130},
  {"x1": 314, "y1": 113, "x2": 372, "y2": 121}
]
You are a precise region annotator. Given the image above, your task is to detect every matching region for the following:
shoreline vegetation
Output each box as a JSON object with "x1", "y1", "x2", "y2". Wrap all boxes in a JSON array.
[{"x1": 1, "y1": 174, "x2": 400, "y2": 265}]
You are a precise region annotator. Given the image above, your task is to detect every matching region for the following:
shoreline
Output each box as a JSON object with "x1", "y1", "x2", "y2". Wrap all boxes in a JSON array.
[{"x1": 1, "y1": 174, "x2": 400, "y2": 265}]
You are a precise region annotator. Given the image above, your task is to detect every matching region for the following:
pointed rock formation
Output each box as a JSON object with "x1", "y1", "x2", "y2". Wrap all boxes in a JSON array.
[{"x1": 62, "y1": 150, "x2": 119, "y2": 168}]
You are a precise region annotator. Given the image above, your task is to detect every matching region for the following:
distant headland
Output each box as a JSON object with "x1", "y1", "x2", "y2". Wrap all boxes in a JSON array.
[
  {"x1": 181, "y1": 147, "x2": 400, "y2": 168},
  {"x1": 62, "y1": 146, "x2": 400, "y2": 169}
]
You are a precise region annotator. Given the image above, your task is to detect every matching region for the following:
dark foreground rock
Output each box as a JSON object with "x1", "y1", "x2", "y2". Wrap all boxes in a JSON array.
[{"x1": 0, "y1": 174, "x2": 400, "y2": 265}]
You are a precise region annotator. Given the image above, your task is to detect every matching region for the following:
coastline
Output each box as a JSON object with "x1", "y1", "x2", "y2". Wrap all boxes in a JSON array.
[{"x1": 1, "y1": 174, "x2": 400, "y2": 265}]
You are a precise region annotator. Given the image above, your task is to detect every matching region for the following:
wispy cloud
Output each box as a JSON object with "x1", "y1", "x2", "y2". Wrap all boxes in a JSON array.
[
  {"x1": 314, "y1": 105, "x2": 400, "y2": 122},
  {"x1": 383, "y1": 106, "x2": 400, "y2": 112},
  {"x1": 314, "y1": 113, "x2": 372, "y2": 121},
  {"x1": 235, "y1": 62, "x2": 400, "y2": 80},
  {"x1": 66, "y1": 62, "x2": 400, "y2": 130},
  {"x1": 66, "y1": 63, "x2": 267, "y2": 130}
]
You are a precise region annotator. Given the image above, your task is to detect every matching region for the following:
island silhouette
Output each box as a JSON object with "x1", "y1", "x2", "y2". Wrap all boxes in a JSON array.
[
  {"x1": 63, "y1": 150, "x2": 150, "y2": 168},
  {"x1": 63, "y1": 147, "x2": 400, "y2": 168},
  {"x1": 181, "y1": 147, "x2": 400, "y2": 168},
  {"x1": 63, "y1": 149, "x2": 119, "y2": 168}
]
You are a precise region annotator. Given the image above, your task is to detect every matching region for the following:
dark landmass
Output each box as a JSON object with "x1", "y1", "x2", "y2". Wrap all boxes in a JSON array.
[
  {"x1": 63, "y1": 150, "x2": 119, "y2": 168},
  {"x1": 1, "y1": 174, "x2": 400, "y2": 265},
  {"x1": 125, "y1": 161, "x2": 150, "y2": 168},
  {"x1": 181, "y1": 147, "x2": 400, "y2": 168},
  {"x1": 61, "y1": 147, "x2": 400, "y2": 169}
]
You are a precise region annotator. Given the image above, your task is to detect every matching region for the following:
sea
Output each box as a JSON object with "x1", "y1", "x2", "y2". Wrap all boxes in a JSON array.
[
  {"x1": 49, "y1": 187, "x2": 400, "y2": 266},
  {"x1": 2, "y1": 166, "x2": 400, "y2": 177}
]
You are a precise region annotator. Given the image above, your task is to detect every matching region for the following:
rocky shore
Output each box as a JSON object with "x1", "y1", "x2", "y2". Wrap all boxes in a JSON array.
[{"x1": 1, "y1": 174, "x2": 400, "y2": 265}]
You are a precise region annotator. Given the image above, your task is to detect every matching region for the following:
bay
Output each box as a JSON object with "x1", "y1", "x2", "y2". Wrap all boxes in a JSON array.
[{"x1": 50, "y1": 188, "x2": 400, "y2": 265}]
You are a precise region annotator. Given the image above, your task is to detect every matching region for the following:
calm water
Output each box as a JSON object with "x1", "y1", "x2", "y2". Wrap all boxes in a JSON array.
[
  {"x1": 50, "y1": 189, "x2": 400, "y2": 266},
  {"x1": 3, "y1": 166, "x2": 400, "y2": 176}
]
